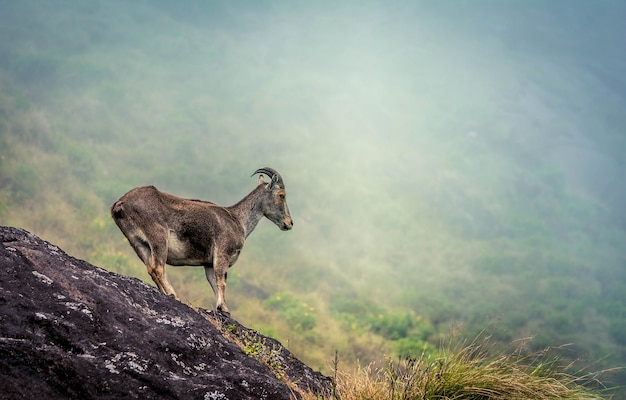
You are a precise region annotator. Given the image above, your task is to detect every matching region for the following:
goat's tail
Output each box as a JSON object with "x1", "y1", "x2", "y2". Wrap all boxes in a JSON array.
[{"x1": 110, "y1": 200, "x2": 125, "y2": 220}]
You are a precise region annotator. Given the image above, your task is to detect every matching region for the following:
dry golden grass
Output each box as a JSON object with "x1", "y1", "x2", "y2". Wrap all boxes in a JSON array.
[{"x1": 328, "y1": 335, "x2": 612, "y2": 400}]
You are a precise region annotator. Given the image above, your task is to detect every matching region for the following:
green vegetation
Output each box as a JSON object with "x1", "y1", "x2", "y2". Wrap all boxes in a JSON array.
[
  {"x1": 265, "y1": 292, "x2": 317, "y2": 333},
  {"x1": 1, "y1": 1, "x2": 624, "y2": 398},
  {"x1": 240, "y1": 331, "x2": 287, "y2": 381},
  {"x1": 210, "y1": 317, "x2": 288, "y2": 384}
]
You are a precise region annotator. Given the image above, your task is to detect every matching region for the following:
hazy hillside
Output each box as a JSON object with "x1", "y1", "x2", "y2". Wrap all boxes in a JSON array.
[{"x1": 1, "y1": 0, "x2": 625, "y2": 395}]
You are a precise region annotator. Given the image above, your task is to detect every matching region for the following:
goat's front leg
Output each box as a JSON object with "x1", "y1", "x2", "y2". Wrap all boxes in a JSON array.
[{"x1": 212, "y1": 255, "x2": 230, "y2": 316}]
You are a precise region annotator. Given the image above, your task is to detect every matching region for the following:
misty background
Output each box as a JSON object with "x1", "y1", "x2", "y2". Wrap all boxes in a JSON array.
[{"x1": 1, "y1": 0, "x2": 625, "y2": 395}]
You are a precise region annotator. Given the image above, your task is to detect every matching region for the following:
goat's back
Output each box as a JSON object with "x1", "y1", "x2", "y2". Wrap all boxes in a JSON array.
[{"x1": 111, "y1": 186, "x2": 240, "y2": 235}]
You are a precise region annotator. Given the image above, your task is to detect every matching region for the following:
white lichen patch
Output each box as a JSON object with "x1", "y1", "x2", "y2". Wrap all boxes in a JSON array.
[
  {"x1": 187, "y1": 333, "x2": 210, "y2": 350},
  {"x1": 128, "y1": 358, "x2": 148, "y2": 374},
  {"x1": 63, "y1": 302, "x2": 94, "y2": 321},
  {"x1": 170, "y1": 353, "x2": 197, "y2": 376},
  {"x1": 155, "y1": 315, "x2": 186, "y2": 328},
  {"x1": 167, "y1": 371, "x2": 186, "y2": 381},
  {"x1": 81, "y1": 308, "x2": 94, "y2": 319},
  {"x1": 194, "y1": 363, "x2": 207, "y2": 371},
  {"x1": 104, "y1": 356, "x2": 120, "y2": 374},
  {"x1": 171, "y1": 353, "x2": 183, "y2": 366},
  {"x1": 123, "y1": 296, "x2": 158, "y2": 317},
  {"x1": 32, "y1": 271, "x2": 53, "y2": 285},
  {"x1": 91, "y1": 342, "x2": 107, "y2": 350},
  {"x1": 34, "y1": 312, "x2": 49, "y2": 320},
  {"x1": 204, "y1": 391, "x2": 228, "y2": 400},
  {"x1": 105, "y1": 352, "x2": 149, "y2": 375}
]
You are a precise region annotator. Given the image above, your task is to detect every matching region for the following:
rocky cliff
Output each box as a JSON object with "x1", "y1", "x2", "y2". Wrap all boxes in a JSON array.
[{"x1": 0, "y1": 226, "x2": 332, "y2": 399}]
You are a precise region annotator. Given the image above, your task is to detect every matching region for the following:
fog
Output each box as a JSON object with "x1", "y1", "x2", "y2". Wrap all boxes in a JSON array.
[{"x1": 1, "y1": 0, "x2": 625, "y2": 391}]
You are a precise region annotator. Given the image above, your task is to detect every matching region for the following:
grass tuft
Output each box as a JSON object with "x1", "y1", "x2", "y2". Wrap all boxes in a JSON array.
[{"x1": 332, "y1": 334, "x2": 613, "y2": 400}]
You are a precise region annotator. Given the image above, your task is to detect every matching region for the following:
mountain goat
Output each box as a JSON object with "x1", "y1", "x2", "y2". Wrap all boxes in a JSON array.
[{"x1": 110, "y1": 167, "x2": 293, "y2": 315}]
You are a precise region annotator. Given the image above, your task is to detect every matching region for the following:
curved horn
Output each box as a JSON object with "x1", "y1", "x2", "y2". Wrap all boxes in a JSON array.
[{"x1": 251, "y1": 167, "x2": 283, "y2": 186}]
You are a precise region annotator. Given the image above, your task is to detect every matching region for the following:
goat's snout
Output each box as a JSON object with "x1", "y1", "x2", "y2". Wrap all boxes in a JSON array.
[{"x1": 282, "y1": 217, "x2": 293, "y2": 231}]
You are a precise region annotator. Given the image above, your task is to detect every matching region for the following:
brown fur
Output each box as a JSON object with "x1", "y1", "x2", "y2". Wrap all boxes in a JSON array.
[{"x1": 110, "y1": 168, "x2": 292, "y2": 315}]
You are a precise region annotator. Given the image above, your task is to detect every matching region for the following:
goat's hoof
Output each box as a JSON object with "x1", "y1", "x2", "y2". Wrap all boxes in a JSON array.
[{"x1": 218, "y1": 310, "x2": 231, "y2": 318}]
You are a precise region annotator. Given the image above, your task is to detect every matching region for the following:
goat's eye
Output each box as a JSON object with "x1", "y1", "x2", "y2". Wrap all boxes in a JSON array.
[{"x1": 279, "y1": 194, "x2": 285, "y2": 200}]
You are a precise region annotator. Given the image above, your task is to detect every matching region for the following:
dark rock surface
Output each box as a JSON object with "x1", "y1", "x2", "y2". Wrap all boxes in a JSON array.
[{"x1": 0, "y1": 226, "x2": 332, "y2": 399}]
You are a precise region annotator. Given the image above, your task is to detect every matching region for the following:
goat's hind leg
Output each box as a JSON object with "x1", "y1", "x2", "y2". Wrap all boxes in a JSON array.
[
  {"x1": 133, "y1": 227, "x2": 179, "y2": 300},
  {"x1": 126, "y1": 235, "x2": 152, "y2": 268},
  {"x1": 112, "y1": 208, "x2": 178, "y2": 300},
  {"x1": 126, "y1": 234, "x2": 178, "y2": 299},
  {"x1": 149, "y1": 241, "x2": 179, "y2": 300}
]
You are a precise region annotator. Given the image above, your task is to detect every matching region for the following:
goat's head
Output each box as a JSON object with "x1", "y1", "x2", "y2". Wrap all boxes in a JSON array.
[{"x1": 252, "y1": 167, "x2": 293, "y2": 231}]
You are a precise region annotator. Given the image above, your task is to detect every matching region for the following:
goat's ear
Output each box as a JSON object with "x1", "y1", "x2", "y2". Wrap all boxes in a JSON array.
[
  {"x1": 268, "y1": 174, "x2": 278, "y2": 190},
  {"x1": 258, "y1": 175, "x2": 266, "y2": 185}
]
